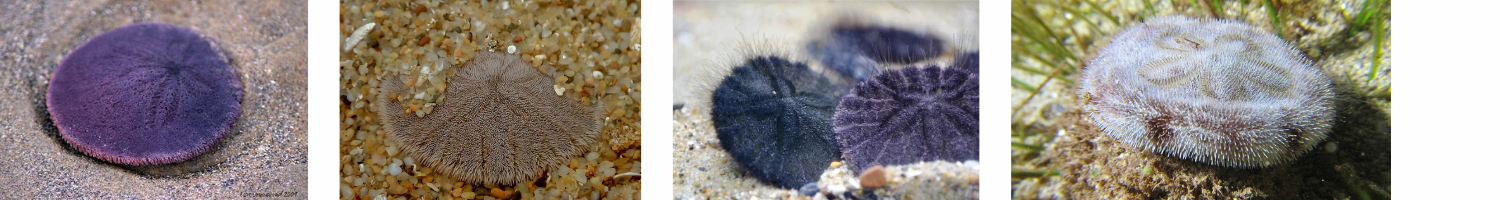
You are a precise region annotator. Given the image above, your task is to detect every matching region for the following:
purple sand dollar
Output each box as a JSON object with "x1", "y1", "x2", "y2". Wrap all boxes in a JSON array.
[
  {"x1": 47, "y1": 22, "x2": 241, "y2": 166},
  {"x1": 833, "y1": 66, "x2": 979, "y2": 172}
]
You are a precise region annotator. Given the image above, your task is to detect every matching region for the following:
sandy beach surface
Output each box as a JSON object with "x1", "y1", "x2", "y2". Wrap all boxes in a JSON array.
[{"x1": 0, "y1": 0, "x2": 307, "y2": 198}]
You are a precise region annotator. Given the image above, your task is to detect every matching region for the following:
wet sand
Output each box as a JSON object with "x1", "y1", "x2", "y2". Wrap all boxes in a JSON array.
[{"x1": 0, "y1": 0, "x2": 307, "y2": 198}]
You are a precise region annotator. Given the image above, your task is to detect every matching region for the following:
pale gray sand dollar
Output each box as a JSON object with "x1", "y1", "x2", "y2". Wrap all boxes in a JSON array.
[
  {"x1": 1077, "y1": 15, "x2": 1335, "y2": 167},
  {"x1": 378, "y1": 51, "x2": 604, "y2": 185}
]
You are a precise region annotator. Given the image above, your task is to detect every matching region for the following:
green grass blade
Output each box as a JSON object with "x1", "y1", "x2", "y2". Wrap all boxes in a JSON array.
[
  {"x1": 1012, "y1": 168, "x2": 1058, "y2": 178},
  {"x1": 1013, "y1": 77, "x2": 1039, "y2": 93},
  {"x1": 1264, "y1": 0, "x2": 1285, "y2": 39},
  {"x1": 1012, "y1": 142, "x2": 1045, "y2": 151},
  {"x1": 1083, "y1": 0, "x2": 1120, "y2": 26},
  {"x1": 1366, "y1": 3, "x2": 1386, "y2": 81}
]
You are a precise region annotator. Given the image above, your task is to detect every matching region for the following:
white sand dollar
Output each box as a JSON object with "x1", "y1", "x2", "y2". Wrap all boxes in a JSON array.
[{"x1": 1077, "y1": 15, "x2": 1335, "y2": 167}]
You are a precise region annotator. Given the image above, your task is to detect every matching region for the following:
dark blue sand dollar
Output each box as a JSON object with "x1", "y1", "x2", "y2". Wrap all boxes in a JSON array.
[
  {"x1": 47, "y1": 22, "x2": 241, "y2": 166},
  {"x1": 952, "y1": 51, "x2": 979, "y2": 74},
  {"x1": 833, "y1": 66, "x2": 978, "y2": 172},
  {"x1": 711, "y1": 56, "x2": 842, "y2": 188},
  {"x1": 830, "y1": 26, "x2": 945, "y2": 64},
  {"x1": 806, "y1": 38, "x2": 880, "y2": 81},
  {"x1": 809, "y1": 25, "x2": 946, "y2": 82}
]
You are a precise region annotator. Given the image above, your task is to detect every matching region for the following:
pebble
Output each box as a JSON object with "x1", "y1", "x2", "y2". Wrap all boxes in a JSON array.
[
  {"x1": 389, "y1": 183, "x2": 408, "y2": 194},
  {"x1": 826, "y1": 184, "x2": 847, "y2": 196},
  {"x1": 387, "y1": 163, "x2": 402, "y2": 176},
  {"x1": 860, "y1": 165, "x2": 887, "y2": 189},
  {"x1": 491, "y1": 188, "x2": 511, "y2": 199},
  {"x1": 1324, "y1": 141, "x2": 1339, "y2": 153},
  {"x1": 904, "y1": 169, "x2": 923, "y2": 177},
  {"x1": 798, "y1": 183, "x2": 819, "y2": 196}
]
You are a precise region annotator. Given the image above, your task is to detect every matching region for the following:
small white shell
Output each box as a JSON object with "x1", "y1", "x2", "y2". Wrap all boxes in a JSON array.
[{"x1": 344, "y1": 22, "x2": 376, "y2": 52}]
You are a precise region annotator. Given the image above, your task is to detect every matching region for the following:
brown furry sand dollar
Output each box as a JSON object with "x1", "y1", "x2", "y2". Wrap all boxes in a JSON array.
[{"x1": 377, "y1": 51, "x2": 603, "y2": 185}]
